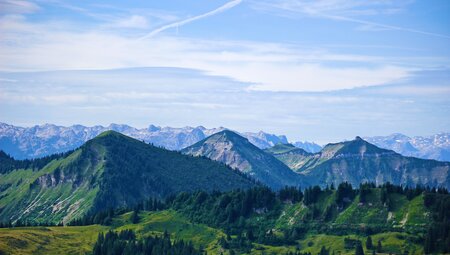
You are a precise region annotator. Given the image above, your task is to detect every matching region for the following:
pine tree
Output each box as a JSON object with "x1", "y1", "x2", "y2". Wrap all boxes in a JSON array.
[
  {"x1": 319, "y1": 246, "x2": 329, "y2": 255},
  {"x1": 366, "y1": 236, "x2": 373, "y2": 250},
  {"x1": 131, "y1": 209, "x2": 139, "y2": 224},
  {"x1": 355, "y1": 242, "x2": 365, "y2": 255},
  {"x1": 377, "y1": 240, "x2": 382, "y2": 253}
]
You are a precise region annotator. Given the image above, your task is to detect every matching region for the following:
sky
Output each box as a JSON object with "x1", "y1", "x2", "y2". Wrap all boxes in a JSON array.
[{"x1": 0, "y1": 0, "x2": 449, "y2": 143}]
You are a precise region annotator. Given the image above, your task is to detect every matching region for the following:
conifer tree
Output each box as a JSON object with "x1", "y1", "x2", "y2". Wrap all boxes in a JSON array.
[
  {"x1": 355, "y1": 242, "x2": 365, "y2": 255},
  {"x1": 377, "y1": 240, "x2": 382, "y2": 253},
  {"x1": 366, "y1": 236, "x2": 373, "y2": 250}
]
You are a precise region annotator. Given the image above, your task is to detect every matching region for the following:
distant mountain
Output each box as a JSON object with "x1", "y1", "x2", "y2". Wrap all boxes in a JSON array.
[
  {"x1": 0, "y1": 122, "x2": 219, "y2": 159},
  {"x1": 241, "y1": 131, "x2": 288, "y2": 149},
  {"x1": 182, "y1": 130, "x2": 307, "y2": 189},
  {"x1": 0, "y1": 123, "x2": 319, "y2": 159},
  {"x1": 0, "y1": 131, "x2": 255, "y2": 224},
  {"x1": 364, "y1": 133, "x2": 450, "y2": 162},
  {"x1": 293, "y1": 141, "x2": 322, "y2": 153},
  {"x1": 266, "y1": 137, "x2": 450, "y2": 189}
]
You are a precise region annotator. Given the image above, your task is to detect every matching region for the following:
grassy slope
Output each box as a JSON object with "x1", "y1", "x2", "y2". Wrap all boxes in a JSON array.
[
  {"x1": 0, "y1": 148, "x2": 104, "y2": 224},
  {"x1": 277, "y1": 190, "x2": 401, "y2": 229},
  {"x1": 113, "y1": 210, "x2": 225, "y2": 253},
  {"x1": 0, "y1": 225, "x2": 107, "y2": 255},
  {"x1": 298, "y1": 232, "x2": 423, "y2": 255},
  {"x1": 272, "y1": 189, "x2": 427, "y2": 255},
  {"x1": 0, "y1": 210, "x2": 226, "y2": 255}
]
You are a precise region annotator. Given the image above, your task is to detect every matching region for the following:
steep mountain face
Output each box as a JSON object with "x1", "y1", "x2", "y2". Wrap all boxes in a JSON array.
[
  {"x1": 364, "y1": 133, "x2": 450, "y2": 162},
  {"x1": 266, "y1": 137, "x2": 450, "y2": 189},
  {"x1": 182, "y1": 131, "x2": 307, "y2": 189},
  {"x1": 0, "y1": 131, "x2": 255, "y2": 224},
  {"x1": 0, "y1": 123, "x2": 318, "y2": 159}
]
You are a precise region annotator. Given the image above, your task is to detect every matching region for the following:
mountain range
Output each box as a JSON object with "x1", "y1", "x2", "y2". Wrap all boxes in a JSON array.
[
  {"x1": 364, "y1": 133, "x2": 450, "y2": 162},
  {"x1": 1, "y1": 129, "x2": 450, "y2": 226},
  {"x1": 1, "y1": 123, "x2": 448, "y2": 163},
  {"x1": 0, "y1": 122, "x2": 316, "y2": 159},
  {"x1": 266, "y1": 137, "x2": 450, "y2": 189},
  {"x1": 184, "y1": 132, "x2": 450, "y2": 190}
]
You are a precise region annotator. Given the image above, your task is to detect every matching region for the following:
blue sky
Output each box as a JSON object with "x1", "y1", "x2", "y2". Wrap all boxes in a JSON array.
[{"x1": 0, "y1": 0, "x2": 449, "y2": 143}]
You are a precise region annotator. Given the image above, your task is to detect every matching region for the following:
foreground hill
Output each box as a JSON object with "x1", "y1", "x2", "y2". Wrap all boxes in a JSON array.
[
  {"x1": 0, "y1": 131, "x2": 255, "y2": 224},
  {"x1": 1, "y1": 184, "x2": 448, "y2": 254},
  {"x1": 266, "y1": 137, "x2": 450, "y2": 189},
  {"x1": 182, "y1": 130, "x2": 306, "y2": 189}
]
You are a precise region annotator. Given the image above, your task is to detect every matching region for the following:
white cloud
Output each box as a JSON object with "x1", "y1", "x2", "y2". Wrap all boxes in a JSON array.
[
  {"x1": 1, "y1": 10, "x2": 443, "y2": 92},
  {"x1": 243, "y1": 64, "x2": 411, "y2": 92},
  {"x1": 111, "y1": 15, "x2": 149, "y2": 29}
]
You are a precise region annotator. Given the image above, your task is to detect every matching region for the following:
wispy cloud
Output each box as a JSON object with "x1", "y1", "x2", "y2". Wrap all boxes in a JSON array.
[
  {"x1": 317, "y1": 12, "x2": 450, "y2": 39},
  {"x1": 253, "y1": 0, "x2": 450, "y2": 39},
  {"x1": 139, "y1": 0, "x2": 242, "y2": 39},
  {"x1": 0, "y1": 19, "x2": 418, "y2": 91},
  {"x1": 0, "y1": 0, "x2": 40, "y2": 14},
  {"x1": 0, "y1": 0, "x2": 448, "y2": 92}
]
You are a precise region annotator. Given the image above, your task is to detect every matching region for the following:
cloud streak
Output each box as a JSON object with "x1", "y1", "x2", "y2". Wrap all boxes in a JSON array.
[
  {"x1": 139, "y1": 0, "x2": 242, "y2": 39},
  {"x1": 0, "y1": 0, "x2": 39, "y2": 14},
  {"x1": 254, "y1": 0, "x2": 450, "y2": 39},
  {"x1": 315, "y1": 12, "x2": 450, "y2": 40}
]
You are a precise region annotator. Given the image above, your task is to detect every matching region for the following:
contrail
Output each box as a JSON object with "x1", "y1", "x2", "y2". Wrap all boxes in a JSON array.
[
  {"x1": 299, "y1": 6, "x2": 450, "y2": 40},
  {"x1": 139, "y1": 0, "x2": 242, "y2": 40},
  {"x1": 321, "y1": 13, "x2": 450, "y2": 40}
]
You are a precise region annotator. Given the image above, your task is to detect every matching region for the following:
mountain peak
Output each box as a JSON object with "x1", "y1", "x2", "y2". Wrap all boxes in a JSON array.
[
  {"x1": 147, "y1": 124, "x2": 160, "y2": 132},
  {"x1": 183, "y1": 131, "x2": 306, "y2": 189},
  {"x1": 86, "y1": 130, "x2": 137, "y2": 149},
  {"x1": 95, "y1": 130, "x2": 124, "y2": 139},
  {"x1": 213, "y1": 130, "x2": 248, "y2": 143},
  {"x1": 336, "y1": 136, "x2": 392, "y2": 156}
]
